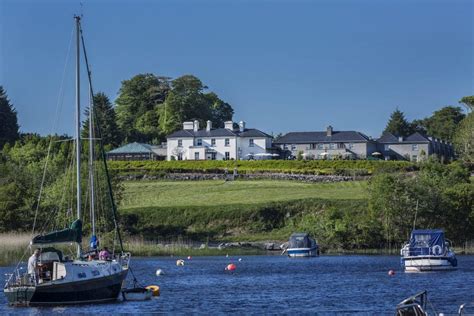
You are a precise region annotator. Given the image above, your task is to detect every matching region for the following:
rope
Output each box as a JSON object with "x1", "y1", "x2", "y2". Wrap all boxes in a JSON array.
[{"x1": 31, "y1": 24, "x2": 75, "y2": 236}]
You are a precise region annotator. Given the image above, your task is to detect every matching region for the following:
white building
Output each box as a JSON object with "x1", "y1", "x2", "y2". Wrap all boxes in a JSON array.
[{"x1": 166, "y1": 120, "x2": 273, "y2": 160}]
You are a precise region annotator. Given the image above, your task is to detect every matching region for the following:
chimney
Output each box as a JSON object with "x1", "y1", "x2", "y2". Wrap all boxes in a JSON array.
[
  {"x1": 398, "y1": 136, "x2": 403, "y2": 142},
  {"x1": 224, "y1": 121, "x2": 233, "y2": 130},
  {"x1": 326, "y1": 125, "x2": 333, "y2": 137},
  {"x1": 239, "y1": 121, "x2": 246, "y2": 132},
  {"x1": 183, "y1": 121, "x2": 194, "y2": 130},
  {"x1": 206, "y1": 120, "x2": 212, "y2": 131},
  {"x1": 193, "y1": 120, "x2": 199, "y2": 132}
]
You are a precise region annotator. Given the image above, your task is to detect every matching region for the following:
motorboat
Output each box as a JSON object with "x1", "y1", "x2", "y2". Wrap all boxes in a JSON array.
[
  {"x1": 285, "y1": 233, "x2": 319, "y2": 257},
  {"x1": 400, "y1": 229, "x2": 457, "y2": 272}
]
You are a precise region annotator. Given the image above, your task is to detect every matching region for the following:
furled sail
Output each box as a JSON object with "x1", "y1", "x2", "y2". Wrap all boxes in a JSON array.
[{"x1": 31, "y1": 219, "x2": 82, "y2": 245}]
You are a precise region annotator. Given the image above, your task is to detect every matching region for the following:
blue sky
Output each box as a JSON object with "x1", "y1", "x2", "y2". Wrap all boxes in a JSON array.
[{"x1": 1, "y1": 0, "x2": 472, "y2": 138}]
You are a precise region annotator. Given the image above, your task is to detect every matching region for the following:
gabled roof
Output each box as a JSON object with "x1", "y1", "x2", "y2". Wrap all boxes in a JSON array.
[
  {"x1": 377, "y1": 132, "x2": 430, "y2": 144},
  {"x1": 273, "y1": 131, "x2": 371, "y2": 144},
  {"x1": 107, "y1": 142, "x2": 153, "y2": 154},
  {"x1": 167, "y1": 128, "x2": 271, "y2": 139}
]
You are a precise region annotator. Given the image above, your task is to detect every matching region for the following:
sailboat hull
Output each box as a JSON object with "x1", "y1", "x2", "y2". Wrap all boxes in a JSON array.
[{"x1": 5, "y1": 270, "x2": 128, "y2": 306}]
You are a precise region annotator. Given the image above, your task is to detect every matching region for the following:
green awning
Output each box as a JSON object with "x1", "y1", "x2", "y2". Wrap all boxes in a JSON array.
[{"x1": 31, "y1": 219, "x2": 82, "y2": 245}]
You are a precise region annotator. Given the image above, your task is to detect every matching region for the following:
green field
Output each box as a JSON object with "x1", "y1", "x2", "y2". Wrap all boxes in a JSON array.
[{"x1": 120, "y1": 180, "x2": 367, "y2": 210}]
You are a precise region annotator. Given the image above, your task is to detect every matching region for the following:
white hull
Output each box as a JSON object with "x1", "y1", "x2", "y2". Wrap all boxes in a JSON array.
[
  {"x1": 402, "y1": 257, "x2": 456, "y2": 272},
  {"x1": 287, "y1": 247, "x2": 319, "y2": 258},
  {"x1": 122, "y1": 290, "x2": 152, "y2": 301}
]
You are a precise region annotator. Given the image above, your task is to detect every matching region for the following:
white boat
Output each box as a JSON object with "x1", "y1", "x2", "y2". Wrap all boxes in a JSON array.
[
  {"x1": 286, "y1": 233, "x2": 319, "y2": 257},
  {"x1": 400, "y1": 229, "x2": 457, "y2": 272}
]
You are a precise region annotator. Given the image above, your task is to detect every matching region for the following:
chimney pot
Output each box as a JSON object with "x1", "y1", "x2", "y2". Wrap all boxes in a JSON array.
[
  {"x1": 239, "y1": 121, "x2": 246, "y2": 132},
  {"x1": 183, "y1": 121, "x2": 194, "y2": 130},
  {"x1": 326, "y1": 125, "x2": 333, "y2": 137},
  {"x1": 193, "y1": 120, "x2": 199, "y2": 132},
  {"x1": 206, "y1": 120, "x2": 212, "y2": 131},
  {"x1": 224, "y1": 121, "x2": 233, "y2": 130}
]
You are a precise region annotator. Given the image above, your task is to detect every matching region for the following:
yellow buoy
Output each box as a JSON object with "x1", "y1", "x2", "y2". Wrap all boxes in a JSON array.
[{"x1": 146, "y1": 285, "x2": 160, "y2": 296}]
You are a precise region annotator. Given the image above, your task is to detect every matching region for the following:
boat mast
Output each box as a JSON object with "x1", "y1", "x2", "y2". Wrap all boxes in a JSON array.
[
  {"x1": 75, "y1": 15, "x2": 82, "y2": 258},
  {"x1": 89, "y1": 82, "x2": 96, "y2": 238}
]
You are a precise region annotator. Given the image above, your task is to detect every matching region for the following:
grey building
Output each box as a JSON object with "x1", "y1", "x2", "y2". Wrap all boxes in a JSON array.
[
  {"x1": 106, "y1": 142, "x2": 167, "y2": 161},
  {"x1": 273, "y1": 126, "x2": 377, "y2": 159},
  {"x1": 376, "y1": 132, "x2": 454, "y2": 162}
]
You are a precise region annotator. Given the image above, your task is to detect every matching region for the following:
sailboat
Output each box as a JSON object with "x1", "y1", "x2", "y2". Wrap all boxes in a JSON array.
[{"x1": 4, "y1": 16, "x2": 130, "y2": 306}]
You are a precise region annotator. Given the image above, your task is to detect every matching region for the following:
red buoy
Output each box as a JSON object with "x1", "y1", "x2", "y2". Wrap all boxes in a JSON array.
[
  {"x1": 226, "y1": 263, "x2": 236, "y2": 271},
  {"x1": 388, "y1": 269, "x2": 395, "y2": 276}
]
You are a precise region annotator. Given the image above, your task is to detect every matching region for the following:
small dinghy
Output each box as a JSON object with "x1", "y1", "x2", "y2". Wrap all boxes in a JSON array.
[{"x1": 122, "y1": 287, "x2": 152, "y2": 301}]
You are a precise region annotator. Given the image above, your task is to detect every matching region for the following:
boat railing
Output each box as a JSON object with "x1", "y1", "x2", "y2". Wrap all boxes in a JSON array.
[
  {"x1": 401, "y1": 246, "x2": 447, "y2": 257},
  {"x1": 4, "y1": 268, "x2": 36, "y2": 288},
  {"x1": 119, "y1": 252, "x2": 131, "y2": 270}
]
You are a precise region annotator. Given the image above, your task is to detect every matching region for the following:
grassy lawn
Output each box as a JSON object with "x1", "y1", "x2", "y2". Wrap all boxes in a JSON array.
[{"x1": 119, "y1": 180, "x2": 367, "y2": 209}]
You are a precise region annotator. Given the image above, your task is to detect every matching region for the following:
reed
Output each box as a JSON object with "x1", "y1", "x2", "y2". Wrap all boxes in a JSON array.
[{"x1": 0, "y1": 233, "x2": 32, "y2": 266}]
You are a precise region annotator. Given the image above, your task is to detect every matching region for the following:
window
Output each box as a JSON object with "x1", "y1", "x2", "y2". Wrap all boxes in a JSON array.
[
  {"x1": 225, "y1": 152, "x2": 230, "y2": 160},
  {"x1": 195, "y1": 152, "x2": 200, "y2": 160},
  {"x1": 283, "y1": 144, "x2": 288, "y2": 150},
  {"x1": 178, "y1": 139, "x2": 182, "y2": 147},
  {"x1": 196, "y1": 139, "x2": 202, "y2": 146},
  {"x1": 249, "y1": 139, "x2": 254, "y2": 147},
  {"x1": 384, "y1": 144, "x2": 390, "y2": 151},
  {"x1": 329, "y1": 143, "x2": 336, "y2": 149},
  {"x1": 412, "y1": 155, "x2": 417, "y2": 162},
  {"x1": 177, "y1": 153, "x2": 183, "y2": 161},
  {"x1": 291, "y1": 144, "x2": 296, "y2": 150},
  {"x1": 211, "y1": 152, "x2": 216, "y2": 160},
  {"x1": 211, "y1": 139, "x2": 216, "y2": 146},
  {"x1": 317, "y1": 144, "x2": 323, "y2": 150},
  {"x1": 412, "y1": 144, "x2": 418, "y2": 151},
  {"x1": 225, "y1": 138, "x2": 230, "y2": 146},
  {"x1": 309, "y1": 144, "x2": 316, "y2": 149},
  {"x1": 347, "y1": 143, "x2": 354, "y2": 149}
]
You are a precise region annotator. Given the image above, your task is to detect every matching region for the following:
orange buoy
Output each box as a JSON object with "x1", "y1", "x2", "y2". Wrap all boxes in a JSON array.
[
  {"x1": 388, "y1": 269, "x2": 396, "y2": 276},
  {"x1": 226, "y1": 263, "x2": 236, "y2": 271}
]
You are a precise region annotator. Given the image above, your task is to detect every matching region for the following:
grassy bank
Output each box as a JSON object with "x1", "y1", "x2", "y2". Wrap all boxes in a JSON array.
[
  {"x1": 109, "y1": 160, "x2": 416, "y2": 176},
  {"x1": 120, "y1": 179, "x2": 367, "y2": 209}
]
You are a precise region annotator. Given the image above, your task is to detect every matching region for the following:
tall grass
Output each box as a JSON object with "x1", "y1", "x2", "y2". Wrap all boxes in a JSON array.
[{"x1": 0, "y1": 233, "x2": 32, "y2": 266}]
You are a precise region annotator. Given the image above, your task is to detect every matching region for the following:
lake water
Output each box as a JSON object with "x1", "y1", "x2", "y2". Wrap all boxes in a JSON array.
[{"x1": 1, "y1": 255, "x2": 474, "y2": 314}]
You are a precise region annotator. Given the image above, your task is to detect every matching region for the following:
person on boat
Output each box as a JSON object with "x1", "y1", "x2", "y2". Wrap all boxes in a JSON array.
[
  {"x1": 99, "y1": 247, "x2": 112, "y2": 261},
  {"x1": 28, "y1": 249, "x2": 41, "y2": 282}
]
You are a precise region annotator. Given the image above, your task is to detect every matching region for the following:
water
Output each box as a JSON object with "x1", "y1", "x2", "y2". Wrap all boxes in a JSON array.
[{"x1": 1, "y1": 255, "x2": 474, "y2": 314}]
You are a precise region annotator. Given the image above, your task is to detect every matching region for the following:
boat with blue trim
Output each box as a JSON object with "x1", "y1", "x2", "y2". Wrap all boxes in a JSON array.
[
  {"x1": 400, "y1": 229, "x2": 457, "y2": 272},
  {"x1": 286, "y1": 233, "x2": 319, "y2": 257}
]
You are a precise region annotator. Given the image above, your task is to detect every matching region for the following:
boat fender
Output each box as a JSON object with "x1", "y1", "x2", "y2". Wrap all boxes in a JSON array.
[
  {"x1": 176, "y1": 259, "x2": 185, "y2": 266},
  {"x1": 432, "y1": 245, "x2": 442, "y2": 255},
  {"x1": 146, "y1": 285, "x2": 160, "y2": 296}
]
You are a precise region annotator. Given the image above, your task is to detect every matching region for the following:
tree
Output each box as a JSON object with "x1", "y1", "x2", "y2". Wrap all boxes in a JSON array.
[
  {"x1": 205, "y1": 92, "x2": 234, "y2": 128},
  {"x1": 0, "y1": 86, "x2": 20, "y2": 149},
  {"x1": 82, "y1": 92, "x2": 121, "y2": 148},
  {"x1": 423, "y1": 106, "x2": 465, "y2": 142},
  {"x1": 453, "y1": 112, "x2": 474, "y2": 162},
  {"x1": 383, "y1": 109, "x2": 411, "y2": 137},
  {"x1": 115, "y1": 74, "x2": 171, "y2": 143},
  {"x1": 459, "y1": 95, "x2": 474, "y2": 112}
]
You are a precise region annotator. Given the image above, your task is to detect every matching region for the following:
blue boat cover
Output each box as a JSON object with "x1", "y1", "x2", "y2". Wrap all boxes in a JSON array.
[{"x1": 408, "y1": 229, "x2": 445, "y2": 255}]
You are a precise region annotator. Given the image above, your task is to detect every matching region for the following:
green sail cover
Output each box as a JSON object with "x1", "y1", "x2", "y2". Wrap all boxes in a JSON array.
[{"x1": 31, "y1": 219, "x2": 82, "y2": 245}]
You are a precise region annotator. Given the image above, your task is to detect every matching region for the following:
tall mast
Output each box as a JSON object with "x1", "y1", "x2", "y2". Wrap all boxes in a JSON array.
[
  {"x1": 75, "y1": 15, "x2": 82, "y2": 258},
  {"x1": 89, "y1": 83, "x2": 96, "y2": 237}
]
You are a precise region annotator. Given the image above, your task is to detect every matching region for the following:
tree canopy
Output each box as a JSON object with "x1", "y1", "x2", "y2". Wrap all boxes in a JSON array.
[
  {"x1": 0, "y1": 86, "x2": 20, "y2": 149},
  {"x1": 423, "y1": 106, "x2": 465, "y2": 142},
  {"x1": 383, "y1": 109, "x2": 411, "y2": 137},
  {"x1": 459, "y1": 95, "x2": 474, "y2": 111},
  {"x1": 82, "y1": 92, "x2": 121, "y2": 148}
]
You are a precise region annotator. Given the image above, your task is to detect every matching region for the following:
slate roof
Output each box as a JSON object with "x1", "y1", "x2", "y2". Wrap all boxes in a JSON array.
[
  {"x1": 377, "y1": 132, "x2": 430, "y2": 144},
  {"x1": 107, "y1": 142, "x2": 154, "y2": 154},
  {"x1": 167, "y1": 128, "x2": 271, "y2": 138},
  {"x1": 273, "y1": 131, "x2": 371, "y2": 144}
]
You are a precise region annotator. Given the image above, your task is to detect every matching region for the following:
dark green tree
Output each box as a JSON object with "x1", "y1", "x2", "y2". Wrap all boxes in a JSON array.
[
  {"x1": 424, "y1": 106, "x2": 465, "y2": 142},
  {"x1": 82, "y1": 92, "x2": 121, "y2": 148},
  {"x1": 0, "y1": 86, "x2": 20, "y2": 149},
  {"x1": 383, "y1": 109, "x2": 411, "y2": 137},
  {"x1": 115, "y1": 74, "x2": 170, "y2": 142},
  {"x1": 453, "y1": 112, "x2": 474, "y2": 162},
  {"x1": 206, "y1": 92, "x2": 234, "y2": 128}
]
